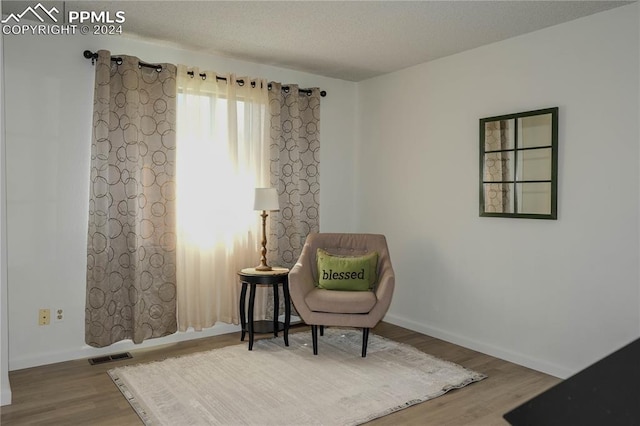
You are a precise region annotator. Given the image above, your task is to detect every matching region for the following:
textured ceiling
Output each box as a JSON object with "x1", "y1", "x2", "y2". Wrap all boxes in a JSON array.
[{"x1": 3, "y1": 1, "x2": 633, "y2": 81}]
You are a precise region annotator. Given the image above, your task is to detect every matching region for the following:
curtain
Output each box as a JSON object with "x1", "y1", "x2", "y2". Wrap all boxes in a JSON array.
[
  {"x1": 86, "y1": 51, "x2": 178, "y2": 347},
  {"x1": 175, "y1": 67, "x2": 270, "y2": 331},
  {"x1": 268, "y1": 84, "x2": 321, "y2": 267},
  {"x1": 484, "y1": 120, "x2": 512, "y2": 213},
  {"x1": 267, "y1": 84, "x2": 321, "y2": 318}
]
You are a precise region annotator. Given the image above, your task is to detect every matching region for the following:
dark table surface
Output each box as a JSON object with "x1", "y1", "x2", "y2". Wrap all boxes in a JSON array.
[{"x1": 504, "y1": 337, "x2": 640, "y2": 426}]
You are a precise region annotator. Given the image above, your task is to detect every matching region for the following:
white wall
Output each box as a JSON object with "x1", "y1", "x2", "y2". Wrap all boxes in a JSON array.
[
  {"x1": 1, "y1": 0, "x2": 13, "y2": 405},
  {"x1": 3, "y1": 29, "x2": 357, "y2": 369},
  {"x1": 357, "y1": 4, "x2": 640, "y2": 378}
]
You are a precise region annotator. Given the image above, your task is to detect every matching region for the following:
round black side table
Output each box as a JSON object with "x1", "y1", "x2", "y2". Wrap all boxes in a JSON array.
[{"x1": 237, "y1": 267, "x2": 290, "y2": 350}]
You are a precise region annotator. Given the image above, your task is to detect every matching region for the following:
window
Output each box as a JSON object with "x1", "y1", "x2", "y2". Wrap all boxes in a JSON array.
[{"x1": 176, "y1": 88, "x2": 268, "y2": 248}]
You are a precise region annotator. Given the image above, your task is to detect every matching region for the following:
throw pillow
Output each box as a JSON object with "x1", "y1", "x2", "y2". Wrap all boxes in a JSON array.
[{"x1": 316, "y1": 248, "x2": 378, "y2": 291}]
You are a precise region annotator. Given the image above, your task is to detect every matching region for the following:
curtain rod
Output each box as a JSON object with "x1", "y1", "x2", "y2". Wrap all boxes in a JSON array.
[
  {"x1": 83, "y1": 50, "x2": 162, "y2": 72},
  {"x1": 83, "y1": 50, "x2": 327, "y2": 97}
]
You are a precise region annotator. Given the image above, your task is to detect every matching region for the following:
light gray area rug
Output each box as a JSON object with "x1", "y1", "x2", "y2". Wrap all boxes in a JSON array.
[{"x1": 109, "y1": 329, "x2": 486, "y2": 425}]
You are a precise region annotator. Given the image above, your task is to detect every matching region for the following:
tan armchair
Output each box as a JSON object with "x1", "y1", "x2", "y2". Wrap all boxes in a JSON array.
[{"x1": 289, "y1": 233, "x2": 395, "y2": 357}]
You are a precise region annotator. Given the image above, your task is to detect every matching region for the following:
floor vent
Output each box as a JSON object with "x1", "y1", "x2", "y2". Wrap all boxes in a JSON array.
[{"x1": 88, "y1": 352, "x2": 133, "y2": 365}]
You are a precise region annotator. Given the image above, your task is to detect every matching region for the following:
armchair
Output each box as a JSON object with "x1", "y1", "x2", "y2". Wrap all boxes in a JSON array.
[{"x1": 289, "y1": 233, "x2": 395, "y2": 357}]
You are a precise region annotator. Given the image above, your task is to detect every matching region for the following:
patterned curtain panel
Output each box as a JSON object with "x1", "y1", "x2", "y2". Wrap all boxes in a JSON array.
[
  {"x1": 484, "y1": 120, "x2": 512, "y2": 213},
  {"x1": 268, "y1": 83, "x2": 321, "y2": 268},
  {"x1": 266, "y1": 84, "x2": 320, "y2": 319},
  {"x1": 86, "y1": 50, "x2": 178, "y2": 347}
]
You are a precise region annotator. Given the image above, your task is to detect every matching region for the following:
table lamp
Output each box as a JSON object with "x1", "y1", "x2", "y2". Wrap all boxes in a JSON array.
[{"x1": 254, "y1": 187, "x2": 279, "y2": 271}]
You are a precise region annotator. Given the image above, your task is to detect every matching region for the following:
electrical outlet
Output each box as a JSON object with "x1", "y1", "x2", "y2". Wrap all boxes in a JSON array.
[
  {"x1": 38, "y1": 309, "x2": 50, "y2": 326},
  {"x1": 54, "y1": 308, "x2": 64, "y2": 322}
]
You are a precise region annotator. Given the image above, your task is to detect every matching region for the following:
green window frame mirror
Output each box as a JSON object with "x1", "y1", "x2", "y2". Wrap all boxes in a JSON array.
[{"x1": 479, "y1": 107, "x2": 558, "y2": 219}]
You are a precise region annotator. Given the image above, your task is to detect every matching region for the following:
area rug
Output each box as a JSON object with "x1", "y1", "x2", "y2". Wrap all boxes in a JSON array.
[{"x1": 108, "y1": 328, "x2": 486, "y2": 425}]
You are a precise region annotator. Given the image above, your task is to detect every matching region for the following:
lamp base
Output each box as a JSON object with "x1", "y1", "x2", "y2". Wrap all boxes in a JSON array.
[{"x1": 256, "y1": 210, "x2": 272, "y2": 272}]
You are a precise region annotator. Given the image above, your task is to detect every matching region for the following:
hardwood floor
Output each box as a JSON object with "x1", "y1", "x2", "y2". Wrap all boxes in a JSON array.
[{"x1": 0, "y1": 322, "x2": 560, "y2": 425}]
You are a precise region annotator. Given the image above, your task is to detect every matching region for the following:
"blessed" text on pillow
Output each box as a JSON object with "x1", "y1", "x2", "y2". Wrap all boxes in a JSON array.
[{"x1": 321, "y1": 269, "x2": 366, "y2": 281}]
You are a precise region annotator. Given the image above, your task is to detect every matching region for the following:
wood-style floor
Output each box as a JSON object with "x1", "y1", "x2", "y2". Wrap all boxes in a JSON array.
[{"x1": 0, "y1": 322, "x2": 560, "y2": 425}]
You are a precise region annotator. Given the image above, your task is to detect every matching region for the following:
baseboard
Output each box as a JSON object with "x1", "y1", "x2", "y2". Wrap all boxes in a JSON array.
[
  {"x1": 384, "y1": 313, "x2": 573, "y2": 379},
  {"x1": 1, "y1": 384, "x2": 11, "y2": 406},
  {"x1": 10, "y1": 323, "x2": 241, "y2": 371}
]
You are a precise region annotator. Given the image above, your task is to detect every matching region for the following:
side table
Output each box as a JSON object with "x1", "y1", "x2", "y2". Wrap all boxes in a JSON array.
[{"x1": 237, "y1": 267, "x2": 290, "y2": 350}]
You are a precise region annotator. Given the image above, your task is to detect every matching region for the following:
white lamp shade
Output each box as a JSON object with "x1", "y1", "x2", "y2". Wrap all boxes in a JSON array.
[{"x1": 254, "y1": 188, "x2": 280, "y2": 211}]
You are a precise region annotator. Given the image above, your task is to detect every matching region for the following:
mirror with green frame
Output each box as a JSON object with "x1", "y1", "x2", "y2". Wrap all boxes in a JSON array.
[{"x1": 479, "y1": 107, "x2": 558, "y2": 219}]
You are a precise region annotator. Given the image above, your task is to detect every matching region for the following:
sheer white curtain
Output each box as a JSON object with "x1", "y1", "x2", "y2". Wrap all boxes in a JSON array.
[{"x1": 176, "y1": 67, "x2": 270, "y2": 331}]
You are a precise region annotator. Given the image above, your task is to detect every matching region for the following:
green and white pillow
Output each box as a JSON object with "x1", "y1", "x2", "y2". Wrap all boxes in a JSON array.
[{"x1": 316, "y1": 248, "x2": 378, "y2": 291}]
